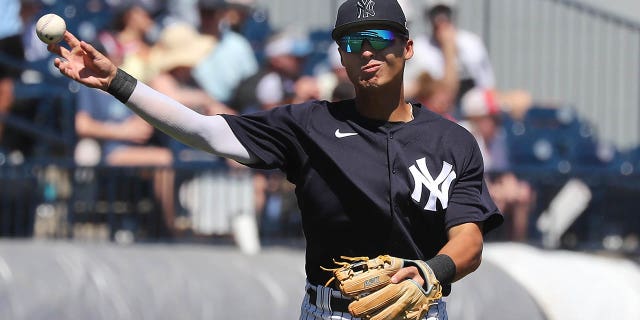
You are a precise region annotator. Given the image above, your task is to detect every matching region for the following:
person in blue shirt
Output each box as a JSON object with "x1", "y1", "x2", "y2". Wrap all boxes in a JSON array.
[
  {"x1": 192, "y1": 0, "x2": 258, "y2": 106},
  {"x1": 74, "y1": 40, "x2": 177, "y2": 237}
]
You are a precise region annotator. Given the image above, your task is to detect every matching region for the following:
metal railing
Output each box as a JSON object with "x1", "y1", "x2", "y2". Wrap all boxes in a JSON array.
[
  {"x1": 1, "y1": 164, "x2": 260, "y2": 244},
  {"x1": 1, "y1": 161, "x2": 639, "y2": 255}
]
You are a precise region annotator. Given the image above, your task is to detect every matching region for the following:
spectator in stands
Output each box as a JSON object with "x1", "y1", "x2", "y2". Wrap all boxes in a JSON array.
[
  {"x1": 104, "y1": 3, "x2": 160, "y2": 82},
  {"x1": 0, "y1": 31, "x2": 21, "y2": 146},
  {"x1": 232, "y1": 29, "x2": 317, "y2": 236},
  {"x1": 222, "y1": 0, "x2": 255, "y2": 33},
  {"x1": 459, "y1": 87, "x2": 535, "y2": 242},
  {"x1": 0, "y1": 68, "x2": 15, "y2": 154},
  {"x1": 1, "y1": 0, "x2": 25, "y2": 144},
  {"x1": 166, "y1": 0, "x2": 200, "y2": 26},
  {"x1": 192, "y1": 0, "x2": 259, "y2": 107},
  {"x1": 148, "y1": 22, "x2": 257, "y2": 234},
  {"x1": 494, "y1": 89, "x2": 534, "y2": 121},
  {"x1": 405, "y1": 0, "x2": 495, "y2": 112},
  {"x1": 259, "y1": 171, "x2": 300, "y2": 239},
  {"x1": 0, "y1": 1, "x2": 41, "y2": 235},
  {"x1": 74, "y1": 40, "x2": 177, "y2": 237},
  {"x1": 0, "y1": 0, "x2": 47, "y2": 159},
  {"x1": 289, "y1": 75, "x2": 321, "y2": 105},
  {"x1": 147, "y1": 22, "x2": 233, "y2": 116},
  {"x1": 231, "y1": 29, "x2": 313, "y2": 113},
  {"x1": 18, "y1": 0, "x2": 49, "y2": 63},
  {"x1": 148, "y1": 22, "x2": 270, "y2": 234},
  {"x1": 227, "y1": 27, "x2": 316, "y2": 237},
  {"x1": 316, "y1": 42, "x2": 353, "y2": 102},
  {"x1": 0, "y1": 0, "x2": 22, "y2": 40},
  {"x1": 410, "y1": 13, "x2": 459, "y2": 120},
  {"x1": 331, "y1": 80, "x2": 356, "y2": 102}
]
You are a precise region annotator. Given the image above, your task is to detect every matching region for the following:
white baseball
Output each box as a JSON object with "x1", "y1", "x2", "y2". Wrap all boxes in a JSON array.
[{"x1": 36, "y1": 13, "x2": 67, "y2": 44}]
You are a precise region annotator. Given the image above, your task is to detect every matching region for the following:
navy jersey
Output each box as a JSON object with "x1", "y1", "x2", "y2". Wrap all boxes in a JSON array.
[{"x1": 221, "y1": 99, "x2": 502, "y2": 286}]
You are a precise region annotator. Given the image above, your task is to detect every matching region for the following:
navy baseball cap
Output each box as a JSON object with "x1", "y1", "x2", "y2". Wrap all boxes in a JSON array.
[{"x1": 332, "y1": 0, "x2": 409, "y2": 40}]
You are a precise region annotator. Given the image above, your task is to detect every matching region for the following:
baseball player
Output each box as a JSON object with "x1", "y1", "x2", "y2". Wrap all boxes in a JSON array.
[{"x1": 47, "y1": 0, "x2": 502, "y2": 318}]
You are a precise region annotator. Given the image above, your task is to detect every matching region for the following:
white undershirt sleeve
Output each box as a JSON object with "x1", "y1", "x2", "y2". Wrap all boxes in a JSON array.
[{"x1": 126, "y1": 81, "x2": 256, "y2": 164}]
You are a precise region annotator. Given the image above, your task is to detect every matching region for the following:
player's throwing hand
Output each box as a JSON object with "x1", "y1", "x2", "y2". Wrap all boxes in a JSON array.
[{"x1": 47, "y1": 31, "x2": 117, "y2": 91}]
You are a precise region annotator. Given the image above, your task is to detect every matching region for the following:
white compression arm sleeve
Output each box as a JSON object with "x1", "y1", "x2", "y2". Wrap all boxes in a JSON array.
[{"x1": 126, "y1": 81, "x2": 256, "y2": 164}]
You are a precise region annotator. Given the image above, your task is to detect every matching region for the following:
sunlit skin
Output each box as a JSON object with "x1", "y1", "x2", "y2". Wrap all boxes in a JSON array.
[
  {"x1": 340, "y1": 34, "x2": 410, "y2": 89},
  {"x1": 48, "y1": 32, "x2": 117, "y2": 90},
  {"x1": 338, "y1": 27, "x2": 414, "y2": 122}
]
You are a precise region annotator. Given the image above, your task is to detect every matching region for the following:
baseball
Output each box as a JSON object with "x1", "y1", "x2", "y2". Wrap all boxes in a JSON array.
[{"x1": 36, "y1": 13, "x2": 66, "y2": 44}]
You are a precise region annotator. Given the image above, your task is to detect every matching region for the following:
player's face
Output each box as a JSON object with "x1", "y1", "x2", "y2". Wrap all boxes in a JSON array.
[{"x1": 337, "y1": 28, "x2": 413, "y2": 91}]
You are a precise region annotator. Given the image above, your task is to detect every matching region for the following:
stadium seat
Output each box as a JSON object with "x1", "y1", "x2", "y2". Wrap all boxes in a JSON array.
[
  {"x1": 242, "y1": 6, "x2": 274, "y2": 65},
  {"x1": 304, "y1": 29, "x2": 334, "y2": 76},
  {"x1": 506, "y1": 109, "x2": 564, "y2": 172},
  {"x1": 507, "y1": 106, "x2": 620, "y2": 173}
]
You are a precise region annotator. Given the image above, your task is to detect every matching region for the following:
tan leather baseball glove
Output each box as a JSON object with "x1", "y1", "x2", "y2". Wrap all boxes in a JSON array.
[{"x1": 323, "y1": 255, "x2": 442, "y2": 320}]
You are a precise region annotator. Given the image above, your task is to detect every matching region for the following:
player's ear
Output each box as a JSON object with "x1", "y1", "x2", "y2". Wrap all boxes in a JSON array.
[{"x1": 404, "y1": 38, "x2": 414, "y2": 60}]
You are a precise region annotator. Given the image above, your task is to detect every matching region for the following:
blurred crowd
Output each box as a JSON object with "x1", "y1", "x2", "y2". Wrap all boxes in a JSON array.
[{"x1": 1, "y1": 0, "x2": 637, "y2": 252}]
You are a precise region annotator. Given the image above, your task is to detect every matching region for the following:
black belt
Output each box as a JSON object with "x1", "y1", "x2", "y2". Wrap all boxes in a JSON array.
[{"x1": 307, "y1": 287, "x2": 351, "y2": 312}]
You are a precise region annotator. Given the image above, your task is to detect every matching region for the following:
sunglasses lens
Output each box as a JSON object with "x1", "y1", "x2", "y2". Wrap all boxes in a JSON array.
[
  {"x1": 368, "y1": 38, "x2": 391, "y2": 50},
  {"x1": 339, "y1": 29, "x2": 396, "y2": 53},
  {"x1": 339, "y1": 38, "x2": 362, "y2": 53}
]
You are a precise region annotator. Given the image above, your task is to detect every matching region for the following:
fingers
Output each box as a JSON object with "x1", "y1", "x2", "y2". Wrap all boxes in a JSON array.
[
  {"x1": 80, "y1": 41, "x2": 102, "y2": 60},
  {"x1": 47, "y1": 43, "x2": 62, "y2": 56},
  {"x1": 48, "y1": 42, "x2": 72, "y2": 60},
  {"x1": 46, "y1": 31, "x2": 86, "y2": 59},
  {"x1": 391, "y1": 267, "x2": 424, "y2": 286},
  {"x1": 53, "y1": 57, "x2": 71, "y2": 78},
  {"x1": 47, "y1": 31, "x2": 81, "y2": 59},
  {"x1": 390, "y1": 268, "x2": 411, "y2": 283},
  {"x1": 63, "y1": 30, "x2": 81, "y2": 48}
]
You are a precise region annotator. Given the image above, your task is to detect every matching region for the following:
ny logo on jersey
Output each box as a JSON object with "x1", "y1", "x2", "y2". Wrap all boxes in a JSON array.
[
  {"x1": 409, "y1": 158, "x2": 456, "y2": 211},
  {"x1": 357, "y1": 0, "x2": 376, "y2": 19}
]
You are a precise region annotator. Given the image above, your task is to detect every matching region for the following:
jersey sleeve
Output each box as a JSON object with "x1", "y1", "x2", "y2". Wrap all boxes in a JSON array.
[
  {"x1": 445, "y1": 127, "x2": 503, "y2": 234},
  {"x1": 220, "y1": 103, "x2": 309, "y2": 171}
]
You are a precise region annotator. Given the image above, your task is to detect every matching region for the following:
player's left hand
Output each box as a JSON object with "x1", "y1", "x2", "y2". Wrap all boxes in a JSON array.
[
  {"x1": 47, "y1": 31, "x2": 118, "y2": 91},
  {"x1": 324, "y1": 255, "x2": 442, "y2": 320},
  {"x1": 391, "y1": 265, "x2": 426, "y2": 287}
]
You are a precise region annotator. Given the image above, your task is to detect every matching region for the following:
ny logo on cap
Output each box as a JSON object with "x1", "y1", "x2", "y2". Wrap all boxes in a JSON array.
[{"x1": 357, "y1": 0, "x2": 376, "y2": 19}]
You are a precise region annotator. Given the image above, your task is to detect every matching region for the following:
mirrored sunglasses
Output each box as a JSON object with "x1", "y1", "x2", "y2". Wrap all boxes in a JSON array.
[{"x1": 338, "y1": 29, "x2": 397, "y2": 53}]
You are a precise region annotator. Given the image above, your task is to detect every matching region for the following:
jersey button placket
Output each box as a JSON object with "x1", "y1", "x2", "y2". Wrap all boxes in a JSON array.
[
  {"x1": 389, "y1": 134, "x2": 397, "y2": 175},
  {"x1": 387, "y1": 131, "x2": 400, "y2": 214}
]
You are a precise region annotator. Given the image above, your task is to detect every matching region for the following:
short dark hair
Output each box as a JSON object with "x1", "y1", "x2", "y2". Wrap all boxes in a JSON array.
[{"x1": 426, "y1": 5, "x2": 454, "y2": 23}]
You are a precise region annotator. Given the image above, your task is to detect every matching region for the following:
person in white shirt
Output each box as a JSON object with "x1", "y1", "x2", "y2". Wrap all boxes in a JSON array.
[
  {"x1": 405, "y1": 0, "x2": 495, "y2": 112},
  {"x1": 459, "y1": 87, "x2": 534, "y2": 242}
]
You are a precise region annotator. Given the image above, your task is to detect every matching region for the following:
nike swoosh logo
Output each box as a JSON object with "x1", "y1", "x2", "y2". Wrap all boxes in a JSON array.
[{"x1": 335, "y1": 129, "x2": 358, "y2": 138}]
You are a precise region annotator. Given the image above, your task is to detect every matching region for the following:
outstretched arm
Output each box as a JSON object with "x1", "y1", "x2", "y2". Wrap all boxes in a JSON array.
[{"x1": 48, "y1": 31, "x2": 255, "y2": 163}]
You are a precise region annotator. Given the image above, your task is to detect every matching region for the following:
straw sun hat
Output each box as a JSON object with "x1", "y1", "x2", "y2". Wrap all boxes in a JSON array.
[{"x1": 148, "y1": 23, "x2": 216, "y2": 74}]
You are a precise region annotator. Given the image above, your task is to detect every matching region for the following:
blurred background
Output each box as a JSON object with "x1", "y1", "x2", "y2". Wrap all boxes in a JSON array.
[{"x1": 0, "y1": 0, "x2": 639, "y2": 319}]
